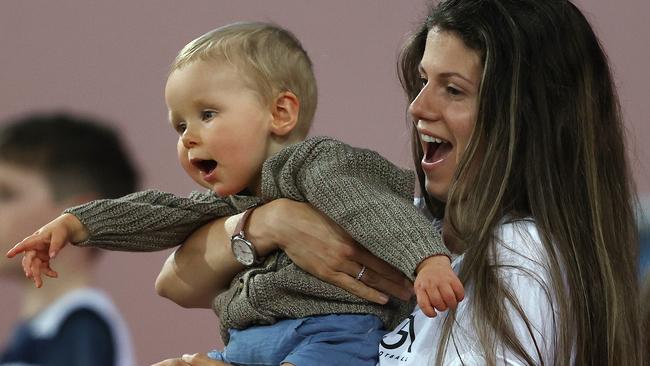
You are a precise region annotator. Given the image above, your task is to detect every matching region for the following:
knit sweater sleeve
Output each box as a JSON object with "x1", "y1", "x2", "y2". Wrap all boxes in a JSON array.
[
  {"x1": 260, "y1": 137, "x2": 448, "y2": 280},
  {"x1": 63, "y1": 189, "x2": 262, "y2": 251}
]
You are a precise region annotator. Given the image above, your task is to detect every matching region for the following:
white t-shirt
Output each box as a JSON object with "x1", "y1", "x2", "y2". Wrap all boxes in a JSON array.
[{"x1": 379, "y1": 219, "x2": 560, "y2": 365}]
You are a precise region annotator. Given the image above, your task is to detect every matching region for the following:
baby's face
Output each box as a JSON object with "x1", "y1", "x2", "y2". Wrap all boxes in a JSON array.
[{"x1": 165, "y1": 60, "x2": 273, "y2": 196}]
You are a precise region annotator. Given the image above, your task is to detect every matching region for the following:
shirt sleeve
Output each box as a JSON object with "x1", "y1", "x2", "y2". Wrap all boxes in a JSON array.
[
  {"x1": 65, "y1": 189, "x2": 262, "y2": 251},
  {"x1": 261, "y1": 137, "x2": 449, "y2": 279}
]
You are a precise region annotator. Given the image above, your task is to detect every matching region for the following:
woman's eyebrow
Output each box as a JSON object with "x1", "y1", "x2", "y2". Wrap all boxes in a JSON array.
[
  {"x1": 419, "y1": 63, "x2": 476, "y2": 87},
  {"x1": 418, "y1": 64, "x2": 426, "y2": 76},
  {"x1": 438, "y1": 72, "x2": 476, "y2": 87}
]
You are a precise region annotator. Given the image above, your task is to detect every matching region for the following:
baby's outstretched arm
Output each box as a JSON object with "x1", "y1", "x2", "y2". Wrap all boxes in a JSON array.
[
  {"x1": 6, "y1": 213, "x2": 88, "y2": 287},
  {"x1": 414, "y1": 255, "x2": 465, "y2": 318}
]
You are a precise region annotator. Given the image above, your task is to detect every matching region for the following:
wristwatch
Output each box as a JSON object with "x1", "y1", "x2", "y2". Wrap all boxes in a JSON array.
[{"x1": 231, "y1": 206, "x2": 261, "y2": 267}]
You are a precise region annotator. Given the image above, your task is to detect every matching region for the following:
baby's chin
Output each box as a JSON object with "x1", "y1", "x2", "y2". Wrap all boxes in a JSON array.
[
  {"x1": 210, "y1": 184, "x2": 249, "y2": 197},
  {"x1": 189, "y1": 176, "x2": 248, "y2": 197}
]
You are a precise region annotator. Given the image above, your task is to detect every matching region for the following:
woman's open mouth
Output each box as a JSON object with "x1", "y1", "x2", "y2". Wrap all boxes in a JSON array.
[{"x1": 421, "y1": 134, "x2": 452, "y2": 165}]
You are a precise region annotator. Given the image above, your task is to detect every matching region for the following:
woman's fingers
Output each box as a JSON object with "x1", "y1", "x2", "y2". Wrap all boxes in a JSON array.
[
  {"x1": 330, "y1": 270, "x2": 391, "y2": 304},
  {"x1": 357, "y1": 266, "x2": 413, "y2": 302},
  {"x1": 315, "y1": 242, "x2": 413, "y2": 303},
  {"x1": 353, "y1": 250, "x2": 413, "y2": 301},
  {"x1": 266, "y1": 200, "x2": 414, "y2": 304}
]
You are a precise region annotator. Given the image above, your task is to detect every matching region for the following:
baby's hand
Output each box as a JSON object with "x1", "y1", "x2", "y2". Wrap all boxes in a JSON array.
[
  {"x1": 6, "y1": 213, "x2": 88, "y2": 288},
  {"x1": 414, "y1": 255, "x2": 464, "y2": 318}
]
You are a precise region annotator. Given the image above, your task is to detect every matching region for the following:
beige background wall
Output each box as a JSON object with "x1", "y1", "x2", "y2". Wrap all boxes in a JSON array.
[{"x1": 0, "y1": 1, "x2": 648, "y2": 364}]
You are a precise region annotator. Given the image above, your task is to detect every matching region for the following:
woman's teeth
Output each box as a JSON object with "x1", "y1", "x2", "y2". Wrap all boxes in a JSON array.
[
  {"x1": 420, "y1": 134, "x2": 445, "y2": 144},
  {"x1": 421, "y1": 133, "x2": 452, "y2": 164}
]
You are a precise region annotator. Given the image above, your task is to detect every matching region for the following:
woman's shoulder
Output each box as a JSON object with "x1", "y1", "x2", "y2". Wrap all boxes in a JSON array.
[{"x1": 492, "y1": 218, "x2": 550, "y2": 271}]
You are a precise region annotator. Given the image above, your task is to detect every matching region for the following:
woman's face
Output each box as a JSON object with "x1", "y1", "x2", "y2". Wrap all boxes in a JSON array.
[{"x1": 410, "y1": 28, "x2": 482, "y2": 202}]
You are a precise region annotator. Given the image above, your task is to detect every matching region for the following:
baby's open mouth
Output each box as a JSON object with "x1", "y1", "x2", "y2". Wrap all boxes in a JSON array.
[
  {"x1": 421, "y1": 134, "x2": 452, "y2": 164},
  {"x1": 192, "y1": 159, "x2": 218, "y2": 175}
]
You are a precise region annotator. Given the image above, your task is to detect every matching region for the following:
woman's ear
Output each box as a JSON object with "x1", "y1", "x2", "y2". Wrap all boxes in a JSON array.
[{"x1": 270, "y1": 91, "x2": 300, "y2": 137}]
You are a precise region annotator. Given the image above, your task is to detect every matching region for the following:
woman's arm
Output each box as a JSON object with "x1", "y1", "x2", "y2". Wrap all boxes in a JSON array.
[{"x1": 155, "y1": 199, "x2": 413, "y2": 308}]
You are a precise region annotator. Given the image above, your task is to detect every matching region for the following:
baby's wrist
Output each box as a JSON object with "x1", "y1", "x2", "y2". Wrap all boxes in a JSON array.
[
  {"x1": 63, "y1": 213, "x2": 89, "y2": 243},
  {"x1": 416, "y1": 254, "x2": 451, "y2": 274}
]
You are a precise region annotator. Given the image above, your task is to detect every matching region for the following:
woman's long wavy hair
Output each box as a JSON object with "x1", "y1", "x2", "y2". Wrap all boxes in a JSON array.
[{"x1": 399, "y1": 0, "x2": 642, "y2": 364}]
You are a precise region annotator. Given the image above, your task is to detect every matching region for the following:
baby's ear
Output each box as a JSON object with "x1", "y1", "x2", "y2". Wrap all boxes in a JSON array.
[{"x1": 270, "y1": 91, "x2": 300, "y2": 136}]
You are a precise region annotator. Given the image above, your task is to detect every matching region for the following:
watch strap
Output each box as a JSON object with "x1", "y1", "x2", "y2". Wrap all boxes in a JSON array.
[{"x1": 233, "y1": 205, "x2": 258, "y2": 239}]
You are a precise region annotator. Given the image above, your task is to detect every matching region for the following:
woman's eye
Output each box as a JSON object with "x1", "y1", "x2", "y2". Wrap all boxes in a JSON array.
[
  {"x1": 419, "y1": 77, "x2": 428, "y2": 88},
  {"x1": 446, "y1": 86, "x2": 462, "y2": 96},
  {"x1": 201, "y1": 110, "x2": 217, "y2": 121}
]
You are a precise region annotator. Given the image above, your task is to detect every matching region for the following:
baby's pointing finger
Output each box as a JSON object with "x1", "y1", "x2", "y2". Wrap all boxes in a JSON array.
[{"x1": 7, "y1": 232, "x2": 49, "y2": 258}]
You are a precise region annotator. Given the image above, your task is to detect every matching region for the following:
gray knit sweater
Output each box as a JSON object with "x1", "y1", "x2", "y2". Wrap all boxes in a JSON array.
[{"x1": 66, "y1": 136, "x2": 448, "y2": 342}]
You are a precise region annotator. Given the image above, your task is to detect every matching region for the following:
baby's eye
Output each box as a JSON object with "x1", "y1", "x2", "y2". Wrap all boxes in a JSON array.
[
  {"x1": 201, "y1": 110, "x2": 218, "y2": 121},
  {"x1": 174, "y1": 121, "x2": 187, "y2": 135},
  {"x1": 419, "y1": 77, "x2": 428, "y2": 88}
]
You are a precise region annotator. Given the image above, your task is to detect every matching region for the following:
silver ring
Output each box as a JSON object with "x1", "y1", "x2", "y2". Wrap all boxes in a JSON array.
[{"x1": 356, "y1": 265, "x2": 367, "y2": 281}]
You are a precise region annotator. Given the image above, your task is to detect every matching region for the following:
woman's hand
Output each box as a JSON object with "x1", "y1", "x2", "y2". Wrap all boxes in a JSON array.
[
  {"x1": 151, "y1": 353, "x2": 229, "y2": 366},
  {"x1": 248, "y1": 199, "x2": 413, "y2": 304},
  {"x1": 156, "y1": 199, "x2": 413, "y2": 309}
]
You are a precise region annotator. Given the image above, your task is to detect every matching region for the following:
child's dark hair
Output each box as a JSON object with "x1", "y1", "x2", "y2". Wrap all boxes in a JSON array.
[{"x1": 0, "y1": 111, "x2": 139, "y2": 200}]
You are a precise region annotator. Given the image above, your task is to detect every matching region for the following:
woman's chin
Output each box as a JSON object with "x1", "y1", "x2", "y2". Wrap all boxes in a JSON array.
[{"x1": 424, "y1": 180, "x2": 448, "y2": 203}]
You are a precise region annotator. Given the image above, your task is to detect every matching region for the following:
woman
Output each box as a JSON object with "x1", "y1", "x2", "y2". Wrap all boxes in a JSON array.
[{"x1": 154, "y1": 0, "x2": 642, "y2": 364}]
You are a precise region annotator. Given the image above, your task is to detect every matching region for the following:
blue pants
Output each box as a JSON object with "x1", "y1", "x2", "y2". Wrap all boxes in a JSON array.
[{"x1": 208, "y1": 314, "x2": 385, "y2": 366}]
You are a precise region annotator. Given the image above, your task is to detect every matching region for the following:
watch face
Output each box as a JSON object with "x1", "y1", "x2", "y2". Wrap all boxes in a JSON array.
[{"x1": 232, "y1": 237, "x2": 255, "y2": 266}]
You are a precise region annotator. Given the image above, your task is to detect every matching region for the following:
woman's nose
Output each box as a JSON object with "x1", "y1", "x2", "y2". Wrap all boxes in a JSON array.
[{"x1": 409, "y1": 86, "x2": 439, "y2": 122}]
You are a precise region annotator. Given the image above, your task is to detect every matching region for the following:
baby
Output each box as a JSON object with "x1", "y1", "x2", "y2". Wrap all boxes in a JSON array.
[{"x1": 8, "y1": 22, "x2": 463, "y2": 365}]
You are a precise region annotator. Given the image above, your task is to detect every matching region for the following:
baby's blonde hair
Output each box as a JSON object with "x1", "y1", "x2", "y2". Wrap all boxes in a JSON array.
[{"x1": 172, "y1": 22, "x2": 317, "y2": 137}]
